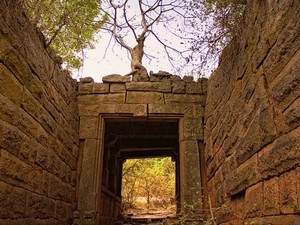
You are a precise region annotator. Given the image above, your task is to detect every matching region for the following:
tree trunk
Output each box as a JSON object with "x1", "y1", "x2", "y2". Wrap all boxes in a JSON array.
[{"x1": 130, "y1": 37, "x2": 149, "y2": 81}]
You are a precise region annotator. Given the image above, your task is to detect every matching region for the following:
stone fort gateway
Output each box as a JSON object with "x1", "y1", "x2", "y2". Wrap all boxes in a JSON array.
[{"x1": 0, "y1": 1, "x2": 299, "y2": 225}]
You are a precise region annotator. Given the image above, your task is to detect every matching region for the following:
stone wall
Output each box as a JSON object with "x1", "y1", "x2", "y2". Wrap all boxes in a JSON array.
[
  {"x1": 1, "y1": 0, "x2": 300, "y2": 224},
  {"x1": 205, "y1": 0, "x2": 300, "y2": 224},
  {"x1": 77, "y1": 74, "x2": 207, "y2": 224},
  {"x1": 0, "y1": 1, "x2": 79, "y2": 224}
]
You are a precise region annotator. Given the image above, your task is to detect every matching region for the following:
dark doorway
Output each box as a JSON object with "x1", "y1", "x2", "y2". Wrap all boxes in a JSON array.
[{"x1": 101, "y1": 119, "x2": 180, "y2": 220}]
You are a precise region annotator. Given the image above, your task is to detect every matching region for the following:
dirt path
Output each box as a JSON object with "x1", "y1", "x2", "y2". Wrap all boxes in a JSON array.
[{"x1": 121, "y1": 209, "x2": 176, "y2": 224}]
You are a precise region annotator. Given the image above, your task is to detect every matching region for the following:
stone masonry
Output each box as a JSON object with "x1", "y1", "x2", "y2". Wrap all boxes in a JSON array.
[
  {"x1": 76, "y1": 74, "x2": 207, "y2": 224},
  {"x1": 0, "y1": 1, "x2": 79, "y2": 224},
  {"x1": 205, "y1": 0, "x2": 300, "y2": 224}
]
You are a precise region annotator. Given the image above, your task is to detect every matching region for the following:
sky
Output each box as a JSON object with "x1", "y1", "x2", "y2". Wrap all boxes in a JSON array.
[
  {"x1": 71, "y1": 32, "x2": 180, "y2": 83},
  {"x1": 70, "y1": 0, "x2": 216, "y2": 83}
]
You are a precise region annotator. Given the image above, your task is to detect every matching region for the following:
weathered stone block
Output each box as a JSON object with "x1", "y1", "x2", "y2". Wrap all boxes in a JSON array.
[
  {"x1": 102, "y1": 74, "x2": 131, "y2": 83},
  {"x1": 126, "y1": 91, "x2": 164, "y2": 104},
  {"x1": 236, "y1": 105, "x2": 278, "y2": 166},
  {"x1": 80, "y1": 77, "x2": 94, "y2": 83},
  {"x1": 149, "y1": 103, "x2": 184, "y2": 115},
  {"x1": 48, "y1": 174, "x2": 74, "y2": 202},
  {"x1": 170, "y1": 75, "x2": 182, "y2": 81},
  {"x1": 226, "y1": 154, "x2": 260, "y2": 196},
  {"x1": 78, "y1": 82, "x2": 93, "y2": 94},
  {"x1": 186, "y1": 82, "x2": 204, "y2": 94},
  {"x1": 0, "y1": 94, "x2": 20, "y2": 126},
  {"x1": 183, "y1": 76, "x2": 193, "y2": 82},
  {"x1": 232, "y1": 193, "x2": 246, "y2": 221},
  {"x1": 59, "y1": 162, "x2": 73, "y2": 184},
  {"x1": 42, "y1": 98, "x2": 60, "y2": 125},
  {"x1": 55, "y1": 126, "x2": 74, "y2": 151},
  {"x1": 245, "y1": 215, "x2": 300, "y2": 225},
  {"x1": 244, "y1": 182, "x2": 263, "y2": 218},
  {"x1": 258, "y1": 127, "x2": 300, "y2": 179},
  {"x1": 222, "y1": 129, "x2": 239, "y2": 157},
  {"x1": 115, "y1": 103, "x2": 147, "y2": 117},
  {"x1": 215, "y1": 183, "x2": 226, "y2": 207},
  {"x1": 0, "y1": 150, "x2": 47, "y2": 194},
  {"x1": 77, "y1": 139, "x2": 98, "y2": 211},
  {"x1": 25, "y1": 75, "x2": 46, "y2": 102},
  {"x1": 0, "y1": 218, "x2": 62, "y2": 225},
  {"x1": 110, "y1": 83, "x2": 126, "y2": 93},
  {"x1": 78, "y1": 103, "x2": 147, "y2": 117},
  {"x1": 197, "y1": 78, "x2": 208, "y2": 92},
  {"x1": 71, "y1": 170, "x2": 77, "y2": 187},
  {"x1": 0, "y1": 64, "x2": 23, "y2": 105},
  {"x1": 47, "y1": 151, "x2": 63, "y2": 178},
  {"x1": 0, "y1": 39, "x2": 33, "y2": 86},
  {"x1": 221, "y1": 154, "x2": 238, "y2": 182},
  {"x1": 214, "y1": 167, "x2": 224, "y2": 190},
  {"x1": 60, "y1": 147, "x2": 77, "y2": 170},
  {"x1": 204, "y1": 136, "x2": 214, "y2": 164},
  {"x1": 125, "y1": 81, "x2": 172, "y2": 92},
  {"x1": 279, "y1": 170, "x2": 298, "y2": 214},
  {"x1": 78, "y1": 93, "x2": 125, "y2": 104},
  {"x1": 26, "y1": 191, "x2": 55, "y2": 219},
  {"x1": 0, "y1": 181, "x2": 26, "y2": 218},
  {"x1": 215, "y1": 200, "x2": 236, "y2": 224},
  {"x1": 18, "y1": 138, "x2": 38, "y2": 165},
  {"x1": 52, "y1": 75, "x2": 73, "y2": 106},
  {"x1": 79, "y1": 116, "x2": 99, "y2": 139},
  {"x1": 164, "y1": 93, "x2": 206, "y2": 105},
  {"x1": 148, "y1": 103, "x2": 204, "y2": 117},
  {"x1": 0, "y1": 120, "x2": 25, "y2": 156},
  {"x1": 283, "y1": 97, "x2": 300, "y2": 130},
  {"x1": 264, "y1": 13, "x2": 300, "y2": 84},
  {"x1": 270, "y1": 53, "x2": 300, "y2": 111},
  {"x1": 172, "y1": 81, "x2": 186, "y2": 93},
  {"x1": 55, "y1": 200, "x2": 72, "y2": 221},
  {"x1": 211, "y1": 123, "x2": 227, "y2": 155},
  {"x1": 93, "y1": 83, "x2": 109, "y2": 93},
  {"x1": 149, "y1": 75, "x2": 160, "y2": 82},
  {"x1": 21, "y1": 89, "x2": 56, "y2": 134},
  {"x1": 77, "y1": 103, "x2": 108, "y2": 116},
  {"x1": 298, "y1": 167, "x2": 300, "y2": 212},
  {"x1": 263, "y1": 177, "x2": 280, "y2": 215},
  {"x1": 179, "y1": 140, "x2": 202, "y2": 207},
  {"x1": 207, "y1": 149, "x2": 226, "y2": 180},
  {"x1": 183, "y1": 117, "x2": 204, "y2": 140}
]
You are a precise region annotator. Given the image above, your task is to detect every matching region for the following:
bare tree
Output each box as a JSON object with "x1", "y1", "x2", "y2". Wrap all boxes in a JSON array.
[
  {"x1": 100, "y1": 0, "x2": 188, "y2": 81},
  {"x1": 23, "y1": 0, "x2": 246, "y2": 77}
]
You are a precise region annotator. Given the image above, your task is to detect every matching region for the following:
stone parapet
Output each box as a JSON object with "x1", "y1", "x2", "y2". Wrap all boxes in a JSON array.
[{"x1": 78, "y1": 75, "x2": 208, "y2": 107}]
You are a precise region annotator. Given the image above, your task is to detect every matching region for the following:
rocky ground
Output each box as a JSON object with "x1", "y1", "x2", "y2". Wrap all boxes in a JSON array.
[
  {"x1": 117, "y1": 209, "x2": 175, "y2": 225},
  {"x1": 116, "y1": 209, "x2": 205, "y2": 225}
]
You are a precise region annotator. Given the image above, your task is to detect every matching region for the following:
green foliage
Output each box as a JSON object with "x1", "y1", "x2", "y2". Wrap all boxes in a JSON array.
[
  {"x1": 203, "y1": 0, "x2": 246, "y2": 34},
  {"x1": 182, "y1": 0, "x2": 246, "y2": 74},
  {"x1": 122, "y1": 157, "x2": 175, "y2": 211},
  {"x1": 24, "y1": 0, "x2": 108, "y2": 69},
  {"x1": 23, "y1": 0, "x2": 246, "y2": 75}
]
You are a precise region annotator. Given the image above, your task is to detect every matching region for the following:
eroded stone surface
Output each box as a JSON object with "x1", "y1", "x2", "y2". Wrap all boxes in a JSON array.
[
  {"x1": 102, "y1": 74, "x2": 131, "y2": 83},
  {"x1": 0, "y1": 2, "x2": 79, "y2": 224},
  {"x1": 205, "y1": 0, "x2": 300, "y2": 224}
]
